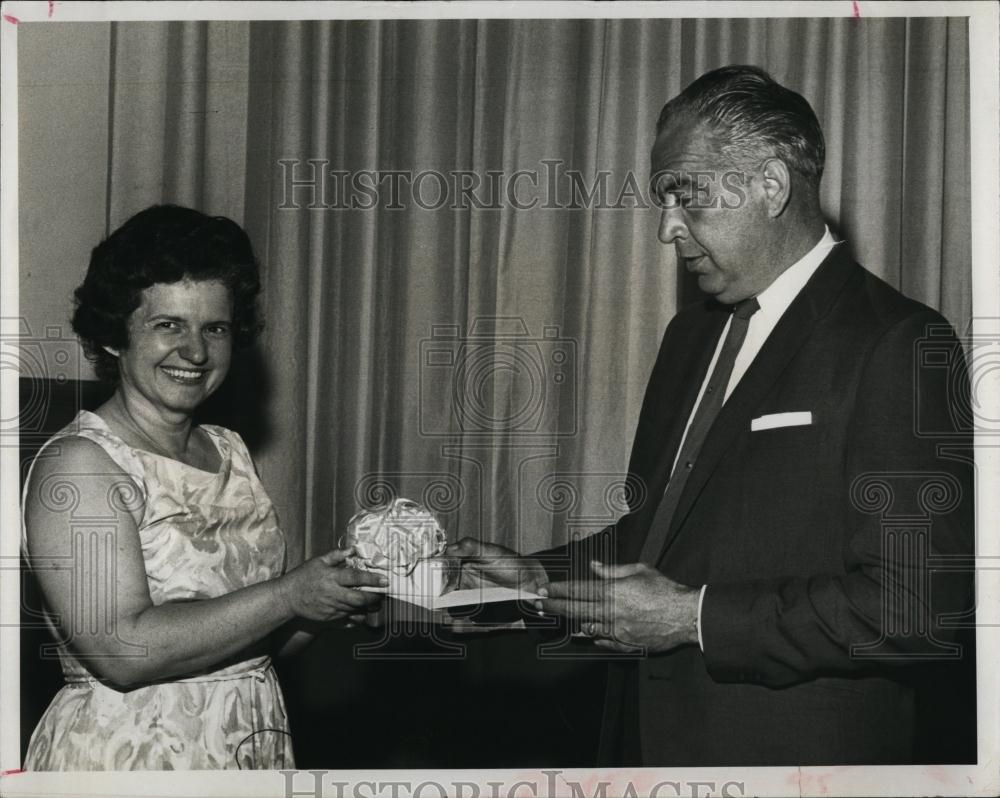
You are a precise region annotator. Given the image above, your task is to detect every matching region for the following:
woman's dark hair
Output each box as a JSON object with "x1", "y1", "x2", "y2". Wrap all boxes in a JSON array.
[{"x1": 72, "y1": 204, "x2": 263, "y2": 383}]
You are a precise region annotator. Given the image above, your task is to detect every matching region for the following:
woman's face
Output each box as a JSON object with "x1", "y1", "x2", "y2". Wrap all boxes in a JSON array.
[{"x1": 112, "y1": 279, "x2": 234, "y2": 418}]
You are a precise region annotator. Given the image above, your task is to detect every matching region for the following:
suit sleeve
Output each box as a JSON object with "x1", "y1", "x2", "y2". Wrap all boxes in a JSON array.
[{"x1": 699, "y1": 310, "x2": 974, "y2": 686}]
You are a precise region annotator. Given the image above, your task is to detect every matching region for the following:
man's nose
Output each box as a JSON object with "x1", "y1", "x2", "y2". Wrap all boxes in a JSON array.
[
  {"x1": 179, "y1": 331, "x2": 208, "y2": 364},
  {"x1": 658, "y1": 207, "x2": 688, "y2": 245}
]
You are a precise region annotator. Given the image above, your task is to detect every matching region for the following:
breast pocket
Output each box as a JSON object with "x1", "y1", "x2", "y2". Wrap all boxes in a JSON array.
[{"x1": 746, "y1": 420, "x2": 826, "y2": 461}]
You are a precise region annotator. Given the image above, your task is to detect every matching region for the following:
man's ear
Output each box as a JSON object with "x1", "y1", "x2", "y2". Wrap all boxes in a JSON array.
[
  {"x1": 760, "y1": 158, "x2": 792, "y2": 217},
  {"x1": 102, "y1": 345, "x2": 120, "y2": 358}
]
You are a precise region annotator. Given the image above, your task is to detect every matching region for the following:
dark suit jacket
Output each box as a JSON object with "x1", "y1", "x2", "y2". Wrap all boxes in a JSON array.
[{"x1": 545, "y1": 245, "x2": 975, "y2": 766}]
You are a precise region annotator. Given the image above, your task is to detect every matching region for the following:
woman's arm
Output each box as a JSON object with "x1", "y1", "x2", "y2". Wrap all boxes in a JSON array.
[
  {"x1": 23, "y1": 436, "x2": 385, "y2": 687},
  {"x1": 271, "y1": 621, "x2": 335, "y2": 659}
]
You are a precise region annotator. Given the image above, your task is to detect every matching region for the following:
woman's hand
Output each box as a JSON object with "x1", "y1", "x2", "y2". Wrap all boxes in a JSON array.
[{"x1": 277, "y1": 549, "x2": 387, "y2": 621}]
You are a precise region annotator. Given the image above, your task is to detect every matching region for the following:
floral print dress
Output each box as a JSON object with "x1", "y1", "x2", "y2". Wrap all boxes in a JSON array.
[{"x1": 21, "y1": 410, "x2": 295, "y2": 770}]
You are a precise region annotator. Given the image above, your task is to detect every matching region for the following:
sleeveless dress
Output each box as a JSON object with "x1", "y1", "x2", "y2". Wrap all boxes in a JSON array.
[{"x1": 21, "y1": 410, "x2": 296, "y2": 770}]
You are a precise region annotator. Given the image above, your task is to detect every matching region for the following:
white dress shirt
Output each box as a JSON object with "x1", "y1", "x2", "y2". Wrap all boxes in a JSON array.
[{"x1": 674, "y1": 228, "x2": 841, "y2": 650}]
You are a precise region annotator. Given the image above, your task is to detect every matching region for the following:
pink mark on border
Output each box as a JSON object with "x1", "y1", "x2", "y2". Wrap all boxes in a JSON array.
[
  {"x1": 49, "y1": 0, "x2": 55, "y2": 17},
  {"x1": 852, "y1": 0, "x2": 861, "y2": 17},
  {"x1": 2, "y1": 14, "x2": 19, "y2": 25},
  {"x1": 0, "y1": 769, "x2": 25, "y2": 776}
]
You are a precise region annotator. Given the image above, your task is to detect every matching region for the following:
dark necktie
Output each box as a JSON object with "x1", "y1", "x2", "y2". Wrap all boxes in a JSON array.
[{"x1": 638, "y1": 296, "x2": 761, "y2": 564}]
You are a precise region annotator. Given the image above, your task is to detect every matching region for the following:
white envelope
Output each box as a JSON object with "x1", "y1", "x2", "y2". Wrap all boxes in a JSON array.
[
  {"x1": 750, "y1": 411, "x2": 813, "y2": 431},
  {"x1": 361, "y1": 585, "x2": 540, "y2": 611}
]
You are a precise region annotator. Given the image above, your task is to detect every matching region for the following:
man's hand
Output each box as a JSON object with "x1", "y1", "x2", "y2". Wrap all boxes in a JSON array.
[
  {"x1": 441, "y1": 537, "x2": 547, "y2": 634},
  {"x1": 538, "y1": 561, "x2": 700, "y2": 655},
  {"x1": 444, "y1": 537, "x2": 546, "y2": 593}
]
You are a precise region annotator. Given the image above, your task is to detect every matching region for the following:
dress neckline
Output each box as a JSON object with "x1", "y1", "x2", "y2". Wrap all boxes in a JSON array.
[{"x1": 78, "y1": 409, "x2": 228, "y2": 477}]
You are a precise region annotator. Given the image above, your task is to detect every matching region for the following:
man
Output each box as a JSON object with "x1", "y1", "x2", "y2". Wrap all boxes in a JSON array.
[{"x1": 448, "y1": 65, "x2": 975, "y2": 766}]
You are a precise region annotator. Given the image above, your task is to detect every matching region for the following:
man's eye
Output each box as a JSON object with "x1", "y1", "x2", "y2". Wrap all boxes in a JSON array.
[
  {"x1": 207, "y1": 325, "x2": 232, "y2": 336},
  {"x1": 155, "y1": 321, "x2": 179, "y2": 330},
  {"x1": 660, "y1": 192, "x2": 683, "y2": 209}
]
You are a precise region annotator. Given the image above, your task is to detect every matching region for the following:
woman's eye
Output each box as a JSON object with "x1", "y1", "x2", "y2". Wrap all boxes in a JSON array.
[
  {"x1": 155, "y1": 321, "x2": 178, "y2": 330},
  {"x1": 207, "y1": 325, "x2": 232, "y2": 336}
]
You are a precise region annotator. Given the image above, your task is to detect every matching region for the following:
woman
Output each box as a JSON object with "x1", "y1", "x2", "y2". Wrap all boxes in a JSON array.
[{"x1": 21, "y1": 204, "x2": 385, "y2": 770}]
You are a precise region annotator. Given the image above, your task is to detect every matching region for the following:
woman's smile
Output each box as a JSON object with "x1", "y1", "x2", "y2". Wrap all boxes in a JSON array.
[{"x1": 161, "y1": 365, "x2": 210, "y2": 384}]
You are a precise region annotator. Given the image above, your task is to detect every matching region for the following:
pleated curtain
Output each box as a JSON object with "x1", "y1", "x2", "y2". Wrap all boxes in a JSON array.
[{"x1": 102, "y1": 17, "x2": 971, "y2": 564}]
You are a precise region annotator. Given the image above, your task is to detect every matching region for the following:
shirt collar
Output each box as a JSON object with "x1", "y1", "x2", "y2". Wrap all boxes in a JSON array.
[{"x1": 754, "y1": 226, "x2": 840, "y2": 320}]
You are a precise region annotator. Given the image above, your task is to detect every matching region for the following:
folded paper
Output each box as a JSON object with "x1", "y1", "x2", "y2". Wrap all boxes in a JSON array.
[{"x1": 362, "y1": 584, "x2": 541, "y2": 611}]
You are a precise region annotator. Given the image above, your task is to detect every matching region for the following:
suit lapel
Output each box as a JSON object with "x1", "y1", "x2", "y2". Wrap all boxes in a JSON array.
[
  {"x1": 650, "y1": 246, "x2": 860, "y2": 565},
  {"x1": 645, "y1": 307, "x2": 729, "y2": 490},
  {"x1": 620, "y1": 304, "x2": 728, "y2": 564}
]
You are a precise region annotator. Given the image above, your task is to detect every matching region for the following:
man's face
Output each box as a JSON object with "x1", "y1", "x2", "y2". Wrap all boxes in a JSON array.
[{"x1": 651, "y1": 115, "x2": 775, "y2": 304}]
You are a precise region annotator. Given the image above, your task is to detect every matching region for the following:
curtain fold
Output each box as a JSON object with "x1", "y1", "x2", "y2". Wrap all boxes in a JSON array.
[{"x1": 103, "y1": 17, "x2": 972, "y2": 562}]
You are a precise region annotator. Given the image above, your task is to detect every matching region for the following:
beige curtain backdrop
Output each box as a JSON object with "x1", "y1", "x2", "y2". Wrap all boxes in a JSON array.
[{"x1": 102, "y1": 17, "x2": 971, "y2": 565}]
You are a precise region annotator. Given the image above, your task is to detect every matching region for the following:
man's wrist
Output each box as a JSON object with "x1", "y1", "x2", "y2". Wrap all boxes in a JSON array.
[{"x1": 672, "y1": 582, "x2": 703, "y2": 647}]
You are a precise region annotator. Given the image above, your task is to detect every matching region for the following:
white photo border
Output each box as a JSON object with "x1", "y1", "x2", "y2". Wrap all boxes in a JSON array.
[{"x1": 1, "y1": 2, "x2": 997, "y2": 796}]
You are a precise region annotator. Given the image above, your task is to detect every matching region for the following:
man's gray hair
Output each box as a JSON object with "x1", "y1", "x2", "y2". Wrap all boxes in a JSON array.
[{"x1": 658, "y1": 65, "x2": 826, "y2": 189}]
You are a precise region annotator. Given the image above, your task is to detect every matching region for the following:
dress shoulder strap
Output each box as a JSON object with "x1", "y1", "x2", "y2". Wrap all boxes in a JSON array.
[{"x1": 20, "y1": 411, "x2": 148, "y2": 553}]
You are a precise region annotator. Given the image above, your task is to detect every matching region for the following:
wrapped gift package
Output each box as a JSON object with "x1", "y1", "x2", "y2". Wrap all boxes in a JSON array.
[{"x1": 343, "y1": 498, "x2": 459, "y2": 598}]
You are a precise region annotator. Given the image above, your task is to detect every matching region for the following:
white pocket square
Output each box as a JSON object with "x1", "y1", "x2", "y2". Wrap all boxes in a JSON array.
[{"x1": 751, "y1": 411, "x2": 813, "y2": 431}]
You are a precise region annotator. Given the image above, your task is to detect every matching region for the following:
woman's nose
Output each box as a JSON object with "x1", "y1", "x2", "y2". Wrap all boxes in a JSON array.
[{"x1": 179, "y1": 331, "x2": 208, "y2": 364}]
